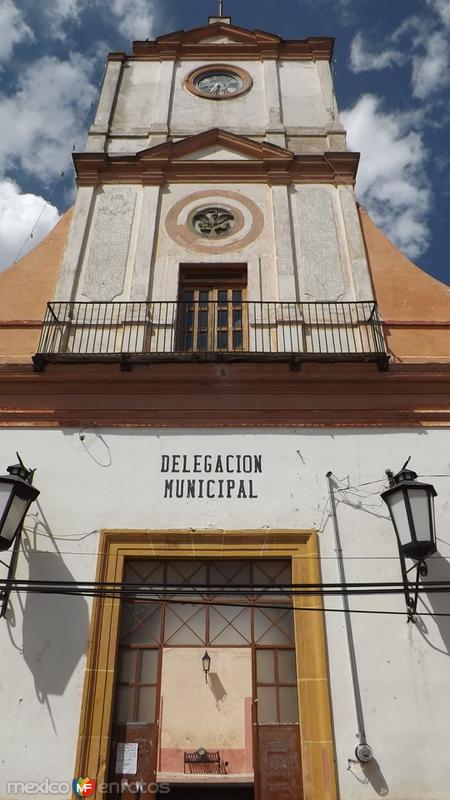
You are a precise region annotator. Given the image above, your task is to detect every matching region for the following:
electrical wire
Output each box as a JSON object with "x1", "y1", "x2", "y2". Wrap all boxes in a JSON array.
[
  {"x1": 0, "y1": 584, "x2": 448, "y2": 617},
  {"x1": 2, "y1": 578, "x2": 450, "y2": 596}
]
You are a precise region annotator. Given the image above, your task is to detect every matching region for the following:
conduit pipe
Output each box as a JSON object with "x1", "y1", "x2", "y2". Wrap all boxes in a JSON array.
[{"x1": 326, "y1": 471, "x2": 374, "y2": 763}]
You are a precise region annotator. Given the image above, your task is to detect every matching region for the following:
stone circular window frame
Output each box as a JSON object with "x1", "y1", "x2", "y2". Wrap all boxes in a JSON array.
[
  {"x1": 184, "y1": 64, "x2": 253, "y2": 101},
  {"x1": 165, "y1": 190, "x2": 264, "y2": 254}
]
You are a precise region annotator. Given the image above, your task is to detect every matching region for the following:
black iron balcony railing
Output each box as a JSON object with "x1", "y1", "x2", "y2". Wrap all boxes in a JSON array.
[{"x1": 32, "y1": 300, "x2": 389, "y2": 370}]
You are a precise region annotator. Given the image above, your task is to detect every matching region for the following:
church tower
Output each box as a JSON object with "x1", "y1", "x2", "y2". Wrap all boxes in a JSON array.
[
  {"x1": 44, "y1": 13, "x2": 378, "y2": 365},
  {"x1": 0, "y1": 12, "x2": 450, "y2": 800}
]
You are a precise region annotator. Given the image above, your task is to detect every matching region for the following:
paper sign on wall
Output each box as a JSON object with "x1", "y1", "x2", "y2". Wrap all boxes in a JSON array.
[{"x1": 115, "y1": 742, "x2": 139, "y2": 775}]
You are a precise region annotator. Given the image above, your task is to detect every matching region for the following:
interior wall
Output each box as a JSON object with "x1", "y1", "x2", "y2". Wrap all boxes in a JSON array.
[{"x1": 159, "y1": 647, "x2": 253, "y2": 779}]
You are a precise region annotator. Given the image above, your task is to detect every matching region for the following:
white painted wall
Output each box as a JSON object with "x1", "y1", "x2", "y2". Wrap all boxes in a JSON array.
[
  {"x1": 110, "y1": 62, "x2": 160, "y2": 135},
  {"x1": 0, "y1": 427, "x2": 449, "y2": 799},
  {"x1": 159, "y1": 647, "x2": 252, "y2": 778},
  {"x1": 58, "y1": 181, "x2": 372, "y2": 304},
  {"x1": 152, "y1": 183, "x2": 275, "y2": 302},
  {"x1": 291, "y1": 185, "x2": 374, "y2": 301},
  {"x1": 87, "y1": 56, "x2": 347, "y2": 155}
]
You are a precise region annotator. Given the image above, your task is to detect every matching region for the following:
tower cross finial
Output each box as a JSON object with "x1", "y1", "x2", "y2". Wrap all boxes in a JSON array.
[{"x1": 219, "y1": 0, "x2": 224, "y2": 15}]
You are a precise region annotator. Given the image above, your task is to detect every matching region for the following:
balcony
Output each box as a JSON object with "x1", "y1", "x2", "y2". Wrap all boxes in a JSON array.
[{"x1": 32, "y1": 300, "x2": 389, "y2": 371}]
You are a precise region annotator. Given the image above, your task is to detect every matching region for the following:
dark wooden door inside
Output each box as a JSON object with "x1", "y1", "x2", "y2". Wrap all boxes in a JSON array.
[
  {"x1": 108, "y1": 723, "x2": 158, "y2": 799},
  {"x1": 254, "y1": 648, "x2": 303, "y2": 800}
]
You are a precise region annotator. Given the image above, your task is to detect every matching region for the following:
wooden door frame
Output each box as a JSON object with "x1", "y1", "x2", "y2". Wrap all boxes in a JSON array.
[{"x1": 74, "y1": 529, "x2": 338, "y2": 800}]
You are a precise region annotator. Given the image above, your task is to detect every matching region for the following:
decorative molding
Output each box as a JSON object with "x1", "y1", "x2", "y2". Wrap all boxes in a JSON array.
[
  {"x1": 0, "y1": 320, "x2": 42, "y2": 328},
  {"x1": 165, "y1": 189, "x2": 264, "y2": 254},
  {"x1": 384, "y1": 320, "x2": 450, "y2": 328},
  {"x1": 1, "y1": 361, "x2": 450, "y2": 428},
  {"x1": 125, "y1": 24, "x2": 334, "y2": 62},
  {"x1": 74, "y1": 128, "x2": 359, "y2": 187}
]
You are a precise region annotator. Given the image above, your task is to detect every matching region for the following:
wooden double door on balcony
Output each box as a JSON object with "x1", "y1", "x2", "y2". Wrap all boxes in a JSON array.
[
  {"x1": 107, "y1": 559, "x2": 303, "y2": 800},
  {"x1": 176, "y1": 263, "x2": 247, "y2": 353}
]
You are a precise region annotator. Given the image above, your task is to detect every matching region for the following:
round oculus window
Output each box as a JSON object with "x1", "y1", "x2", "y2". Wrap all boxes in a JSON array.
[{"x1": 189, "y1": 207, "x2": 236, "y2": 239}]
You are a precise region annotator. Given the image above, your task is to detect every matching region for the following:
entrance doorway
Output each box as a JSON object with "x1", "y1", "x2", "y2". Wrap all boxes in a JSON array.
[{"x1": 107, "y1": 559, "x2": 302, "y2": 800}]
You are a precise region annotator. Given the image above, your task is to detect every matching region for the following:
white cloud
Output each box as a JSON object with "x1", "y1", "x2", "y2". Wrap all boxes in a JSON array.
[
  {"x1": 0, "y1": 52, "x2": 98, "y2": 181},
  {"x1": 349, "y1": 6, "x2": 450, "y2": 100},
  {"x1": 40, "y1": 0, "x2": 158, "y2": 41},
  {"x1": 0, "y1": 179, "x2": 59, "y2": 271},
  {"x1": 48, "y1": 0, "x2": 87, "y2": 39},
  {"x1": 110, "y1": 0, "x2": 157, "y2": 40},
  {"x1": 427, "y1": 0, "x2": 450, "y2": 27},
  {"x1": 350, "y1": 32, "x2": 406, "y2": 72},
  {"x1": 411, "y1": 30, "x2": 450, "y2": 98},
  {"x1": 0, "y1": 0, "x2": 34, "y2": 61},
  {"x1": 342, "y1": 95, "x2": 431, "y2": 260}
]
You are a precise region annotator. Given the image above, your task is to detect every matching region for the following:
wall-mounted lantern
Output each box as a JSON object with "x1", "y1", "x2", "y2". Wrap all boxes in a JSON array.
[
  {"x1": 382, "y1": 464, "x2": 437, "y2": 621},
  {"x1": 0, "y1": 457, "x2": 39, "y2": 551},
  {"x1": 0, "y1": 455, "x2": 39, "y2": 619},
  {"x1": 202, "y1": 651, "x2": 211, "y2": 683}
]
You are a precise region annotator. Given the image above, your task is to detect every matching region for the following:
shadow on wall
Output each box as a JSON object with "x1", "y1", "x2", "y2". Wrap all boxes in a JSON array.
[
  {"x1": 418, "y1": 550, "x2": 450, "y2": 656},
  {"x1": 208, "y1": 672, "x2": 228, "y2": 709},
  {"x1": 22, "y1": 551, "x2": 89, "y2": 700},
  {"x1": 6, "y1": 500, "x2": 90, "y2": 716},
  {"x1": 348, "y1": 756, "x2": 389, "y2": 797},
  {"x1": 361, "y1": 758, "x2": 389, "y2": 797}
]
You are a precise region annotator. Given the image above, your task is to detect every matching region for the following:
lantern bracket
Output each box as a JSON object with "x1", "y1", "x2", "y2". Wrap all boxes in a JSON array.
[
  {"x1": 0, "y1": 531, "x2": 22, "y2": 619},
  {"x1": 405, "y1": 560, "x2": 428, "y2": 578},
  {"x1": 400, "y1": 555, "x2": 428, "y2": 623}
]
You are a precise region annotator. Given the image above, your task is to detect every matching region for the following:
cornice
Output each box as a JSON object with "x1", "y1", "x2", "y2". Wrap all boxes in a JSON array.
[
  {"x1": 73, "y1": 129, "x2": 359, "y2": 187},
  {"x1": 0, "y1": 361, "x2": 449, "y2": 428},
  {"x1": 125, "y1": 25, "x2": 334, "y2": 62}
]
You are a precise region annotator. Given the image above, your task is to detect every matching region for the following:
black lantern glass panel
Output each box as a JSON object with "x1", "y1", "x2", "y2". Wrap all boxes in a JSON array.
[
  {"x1": 408, "y1": 488, "x2": 435, "y2": 542},
  {"x1": 382, "y1": 468, "x2": 437, "y2": 561},
  {"x1": 0, "y1": 473, "x2": 40, "y2": 551}
]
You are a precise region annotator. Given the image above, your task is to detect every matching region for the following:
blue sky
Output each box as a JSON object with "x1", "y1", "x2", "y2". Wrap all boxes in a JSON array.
[{"x1": 0, "y1": 0, "x2": 449, "y2": 286}]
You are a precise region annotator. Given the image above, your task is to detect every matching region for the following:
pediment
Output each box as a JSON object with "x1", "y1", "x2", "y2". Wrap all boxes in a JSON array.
[
  {"x1": 155, "y1": 23, "x2": 281, "y2": 46},
  {"x1": 178, "y1": 145, "x2": 255, "y2": 162},
  {"x1": 139, "y1": 130, "x2": 294, "y2": 163},
  {"x1": 199, "y1": 35, "x2": 238, "y2": 44}
]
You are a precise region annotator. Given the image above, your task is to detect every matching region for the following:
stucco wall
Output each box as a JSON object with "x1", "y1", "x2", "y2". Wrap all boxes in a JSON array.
[
  {"x1": 0, "y1": 211, "x2": 71, "y2": 361},
  {"x1": 0, "y1": 427, "x2": 449, "y2": 799},
  {"x1": 360, "y1": 207, "x2": 450, "y2": 362},
  {"x1": 159, "y1": 647, "x2": 253, "y2": 779},
  {"x1": 88, "y1": 55, "x2": 346, "y2": 155},
  {"x1": 57, "y1": 182, "x2": 372, "y2": 305}
]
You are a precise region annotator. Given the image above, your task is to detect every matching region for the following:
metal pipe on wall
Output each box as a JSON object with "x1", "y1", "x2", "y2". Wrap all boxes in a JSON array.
[{"x1": 326, "y1": 471, "x2": 374, "y2": 763}]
